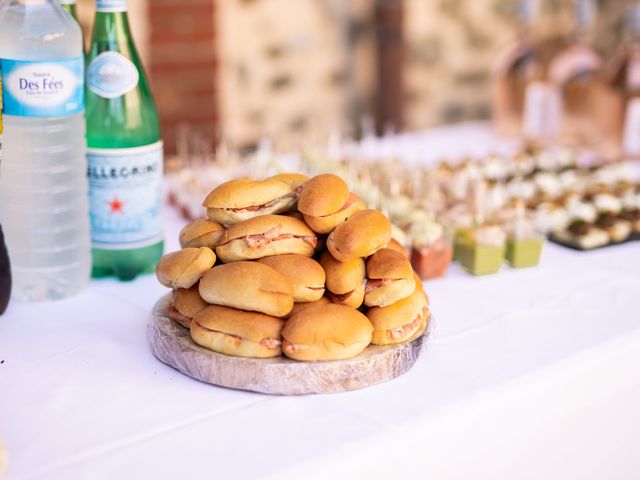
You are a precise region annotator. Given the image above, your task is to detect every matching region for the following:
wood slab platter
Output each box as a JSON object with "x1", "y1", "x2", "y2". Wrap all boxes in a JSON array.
[{"x1": 148, "y1": 294, "x2": 427, "y2": 395}]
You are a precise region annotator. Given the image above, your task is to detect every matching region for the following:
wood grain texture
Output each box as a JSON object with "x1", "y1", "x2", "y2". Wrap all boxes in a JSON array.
[{"x1": 147, "y1": 294, "x2": 427, "y2": 395}]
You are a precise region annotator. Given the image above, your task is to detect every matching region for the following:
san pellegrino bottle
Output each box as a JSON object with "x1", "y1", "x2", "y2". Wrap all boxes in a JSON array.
[
  {"x1": 0, "y1": 0, "x2": 90, "y2": 301},
  {"x1": 60, "y1": 0, "x2": 77, "y2": 20},
  {"x1": 86, "y1": 0, "x2": 164, "y2": 280}
]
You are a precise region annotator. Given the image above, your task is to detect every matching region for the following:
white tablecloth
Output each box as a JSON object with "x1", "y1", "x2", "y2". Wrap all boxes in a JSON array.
[{"x1": 2, "y1": 125, "x2": 640, "y2": 480}]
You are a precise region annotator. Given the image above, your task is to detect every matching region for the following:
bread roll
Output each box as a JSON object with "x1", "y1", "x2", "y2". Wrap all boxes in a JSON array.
[
  {"x1": 320, "y1": 250, "x2": 365, "y2": 308},
  {"x1": 191, "y1": 305, "x2": 284, "y2": 358},
  {"x1": 169, "y1": 285, "x2": 209, "y2": 327},
  {"x1": 216, "y1": 215, "x2": 317, "y2": 262},
  {"x1": 282, "y1": 304, "x2": 373, "y2": 361},
  {"x1": 199, "y1": 261, "x2": 293, "y2": 317},
  {"x1": 320, "y1": 250, "x2": 365, "y2": 294},
  {"x1": 327, "y1": 210, "x2": 391, "y2": 261},
  {"x1": 203, "y1": 178, "x2": 296, "y2": 224},
  {"x1": 179, "y1": 219, "x2": 225, "y2": 249},
  {"x1": 257, "y1": 254, "x2": 325, "y2": 302},
  {"x1": 364, "y1": 248, "x2": 416, "y2": 307},
  {"x1": 297, "y1": 174, "x2": 349, "y2": 217},
  {"x1": 302, "y1": 193, "x2": 366, "y2": 234},
  {"x1": 327, "y1": 283, "x2": 365, "y2": 309},
  {"x1": 367, "y1": 288, "x2": 429, "y2": 345},
  {"x1": 156, "y1": 248, "x2": 216, "y2": 289}
]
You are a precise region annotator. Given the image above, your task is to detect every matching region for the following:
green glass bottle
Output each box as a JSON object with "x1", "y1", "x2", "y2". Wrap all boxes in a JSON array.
[
  {"x1": 60, "y1": 0, "x2": 78, "y2": 20},
  {"x1": 85, "y1": 0, "x2": 164, "y2": 281}
]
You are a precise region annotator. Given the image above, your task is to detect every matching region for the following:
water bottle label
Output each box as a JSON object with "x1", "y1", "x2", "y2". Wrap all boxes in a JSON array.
[
  {"x1": 87, "y1": 52, "x2": 139, "y2": 99},
  {"x1": 0, "y1": 57, "x2": 84, "y2": 117},
  {"x1": 88, "y1": 142, "x2": 164, "y2": 249},
  {"x1": 96, "y1": 0, "x2": 127, "y2": 12}
]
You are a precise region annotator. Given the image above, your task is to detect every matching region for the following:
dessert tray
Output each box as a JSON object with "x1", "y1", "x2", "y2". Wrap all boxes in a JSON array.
[
  {"x1": 548, "y1": 232, "x2": 640, "y2": 251},
  {"x1": 148, "y1": 294, "x2": 428, "y2": 395}
]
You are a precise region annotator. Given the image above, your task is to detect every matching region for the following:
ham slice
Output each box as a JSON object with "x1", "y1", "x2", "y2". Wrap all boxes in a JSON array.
[
  {"x1": 167, "y1": 304, "x2": 192, "y2": 327},
  {"x1": 195, "y1": 321, "x2": 281, "y2": 349},
  {"x1": 241, "y1": 227, "x2": 317, "y2": 250},
  {"x1": 226, "y1": 192, "x2": 296, "y2": 213},
  {"x1": 283, "y1": 340, "x2": 309, "y2": 353},
  {"x1": 260, "y1": 338, "x2": 282, "y2": 349},
  {"x1": 365, "y1": 278, "x2": 394, "y2": 294},
  {"x1": 388, "y1": 312, "x2": 423, "y2": 340},
  {"x1": 244, "y1": 227, "x2": 281, "y2": 248}
]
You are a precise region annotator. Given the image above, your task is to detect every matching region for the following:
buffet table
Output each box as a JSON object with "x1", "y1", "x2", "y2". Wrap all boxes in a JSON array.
[{"x1": 2, "y1": 125, "x2": 640, "y2": 480}]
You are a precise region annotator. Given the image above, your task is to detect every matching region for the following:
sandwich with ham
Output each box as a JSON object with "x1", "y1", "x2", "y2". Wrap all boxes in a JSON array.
[
  {"x1": 199, "y1": 261, "x2": 294, "y2": 317},
  {"x1": 256, "y1": 254, "x2": 325, "y2": 302},
  {"x1": 319, "y1": 250, "x2": 365, "y2": 308},
  {"x1": 203, "y1": 178, "x2": 299, "y2": 225},
  {"x1": 364, "y1": 248, "x2": 416, "y2": 307},
  {"x1": 156, "y1": 247, "x2": 216, "y2": 289},
  {"x1": 367, "y1": 288, "x2": 429, "y2": 346},
  {"x1": 215, "y1": 215, "x2": 317, "y2": 262},
  {"x1": 168, "y1": 284, "x2": 209, "y2": 328},
  {"x1": 297, "y1": 174, "x2": 365, "y2": 233},
  {"x1": 179, "y1": 219, "x2": 225, "y2": 249},
  {"x1": 191, "y1": 305, "x2": 285, "y2": 358},
  {"x1": 327, "y1": 209, "x2": 391, "y2": 261},
  {"x1": 282, "y1": 303, "x2": 373, "y2": 361}
]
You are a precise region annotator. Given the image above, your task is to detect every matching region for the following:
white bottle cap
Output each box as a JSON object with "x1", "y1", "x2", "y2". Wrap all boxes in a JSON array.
[{"x1": 96, "y1": 0, "x2": 127, "y2": 12}]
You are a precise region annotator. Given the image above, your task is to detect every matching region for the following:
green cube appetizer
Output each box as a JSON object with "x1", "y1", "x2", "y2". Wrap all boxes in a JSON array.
[
  {"x1": 505, "y1": 237, "x2": 544, "y2": 268},
  {"x1": 458, "y1": 242, "x2": 506, "y2": 275},
  {"x1": 457, "y1": 226, "x2": 506, "y2": 276}
]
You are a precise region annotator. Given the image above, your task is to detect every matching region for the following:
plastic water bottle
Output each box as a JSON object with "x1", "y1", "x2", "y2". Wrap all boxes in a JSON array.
[{"x1": 0, "y1": 0, "x2": 90, "y2": 301}]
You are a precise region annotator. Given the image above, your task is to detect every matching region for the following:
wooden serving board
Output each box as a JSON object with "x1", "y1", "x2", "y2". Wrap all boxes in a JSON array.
[{"x1": 148, "y1": 294, "x2": 427, "y2": 395}]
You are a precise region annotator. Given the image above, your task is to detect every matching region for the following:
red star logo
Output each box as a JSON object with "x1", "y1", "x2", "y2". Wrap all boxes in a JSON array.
[{"x1": 107, "y1": 195, "x2": 126, "y2": 214}]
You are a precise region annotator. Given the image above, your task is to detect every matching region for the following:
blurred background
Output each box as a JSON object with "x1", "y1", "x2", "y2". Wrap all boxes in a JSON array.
[{"x1": 73, "y1": 0, "x2": 629, "y2": 154}]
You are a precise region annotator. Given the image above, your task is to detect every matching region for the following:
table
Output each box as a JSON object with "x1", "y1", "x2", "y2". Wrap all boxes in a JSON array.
[{"x1": 2, "y1": 125, "x2": 640, "y2": 480}]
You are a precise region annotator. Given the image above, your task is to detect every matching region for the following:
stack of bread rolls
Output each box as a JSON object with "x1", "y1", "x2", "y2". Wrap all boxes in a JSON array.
[{"x1": 156, "y1": 173, "x2": 430, "y2": 362}]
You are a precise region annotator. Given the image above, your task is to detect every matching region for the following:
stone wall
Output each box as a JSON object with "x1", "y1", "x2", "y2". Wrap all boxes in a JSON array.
[
  {"x1": 75, "y1": 0, "x2": 628, "y2": 152},
  {"x1": 403, "y1": 0, "x2": 628, "y2": 131},
  {"x1": 216, "y1": 0, "x2": 372, "y2": 150}
]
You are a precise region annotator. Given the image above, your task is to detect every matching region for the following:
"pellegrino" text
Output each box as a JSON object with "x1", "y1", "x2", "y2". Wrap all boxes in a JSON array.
[{"x1": 87, "y1": 162, "x2": 160, "y2": 180}]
